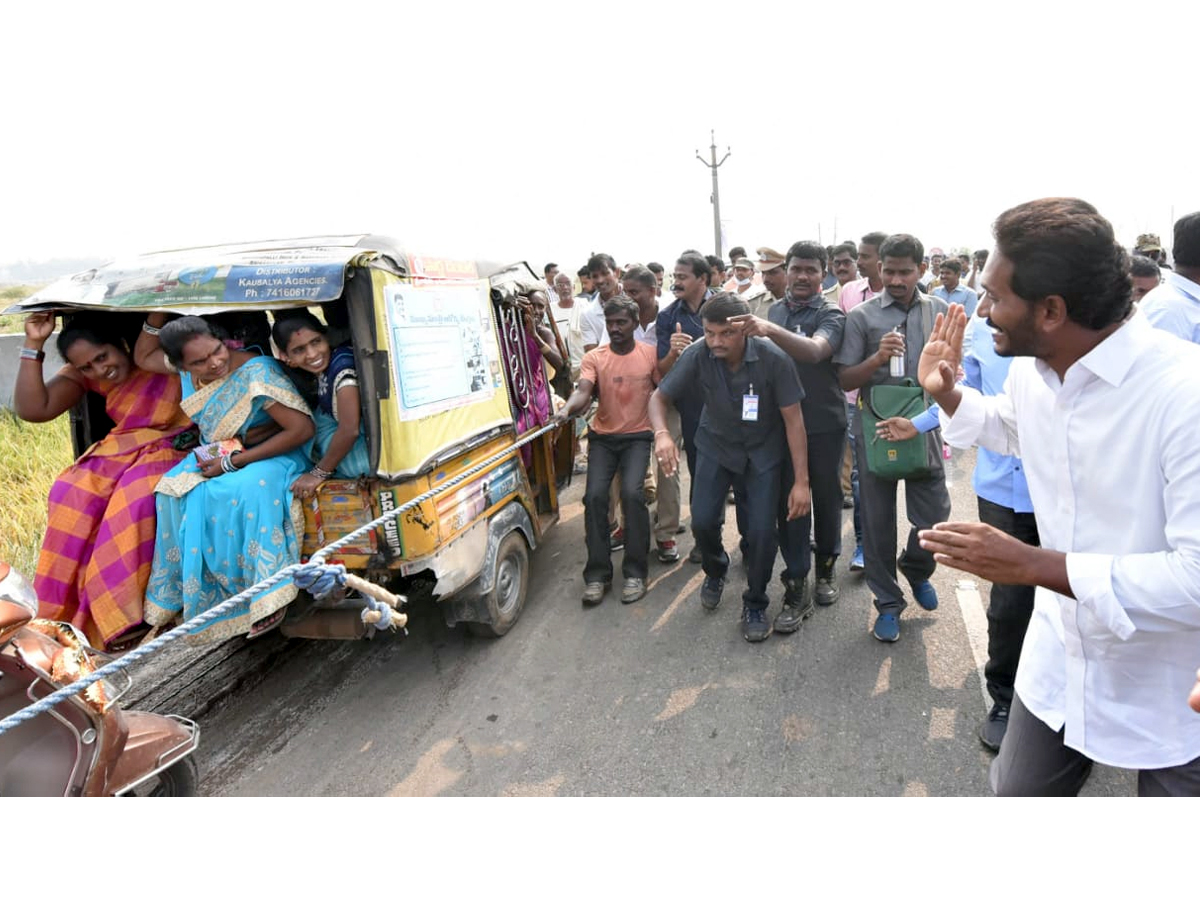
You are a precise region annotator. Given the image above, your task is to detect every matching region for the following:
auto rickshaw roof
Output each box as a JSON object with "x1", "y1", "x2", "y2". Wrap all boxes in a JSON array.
[{"x1": 3, "y1": 234, "x2": 520, "y2": 316}]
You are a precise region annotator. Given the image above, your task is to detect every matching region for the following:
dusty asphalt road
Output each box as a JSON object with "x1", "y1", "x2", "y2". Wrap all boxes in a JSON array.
[{"x1": 193, "y1": 449, "x2": 1134, "y2": 796}]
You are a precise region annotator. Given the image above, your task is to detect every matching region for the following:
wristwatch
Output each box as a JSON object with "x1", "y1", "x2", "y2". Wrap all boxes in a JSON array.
[{"x1": 19, "y1": 347, "x2": 45, "y2": 362}]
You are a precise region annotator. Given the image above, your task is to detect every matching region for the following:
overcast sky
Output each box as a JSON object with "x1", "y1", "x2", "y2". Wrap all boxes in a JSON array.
[{"x1": 3, "y1": 1, "x2": 1197, "y2": 275}]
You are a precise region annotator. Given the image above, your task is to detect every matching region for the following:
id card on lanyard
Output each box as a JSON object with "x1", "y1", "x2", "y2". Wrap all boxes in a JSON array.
[{"x1": 742, "y1": 383, "x2": 759, "y2": 422}]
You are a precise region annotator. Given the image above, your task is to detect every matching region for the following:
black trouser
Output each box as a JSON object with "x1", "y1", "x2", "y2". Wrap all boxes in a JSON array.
[
  {"x1": 846, "y1": 402, "x2": 861, "y2": 544},
  {"x1": 691, "y1": 451, "x2": 780, "y2": 610},
  {"x1": 679, "y1": 406, "x2": 700, "y2": 503},
  {"x1": 853, "y1": 417, "x2": 951, "y2": 615},
  {"x1": 977, "y1": 496, "x2": 1039, "y2": 708},
  {"x1": 777, "y1": 430, "x2": 845, "y2": 580},
  {"x1": 584, "y1": 432, "x2": 652, "y2": 584}
]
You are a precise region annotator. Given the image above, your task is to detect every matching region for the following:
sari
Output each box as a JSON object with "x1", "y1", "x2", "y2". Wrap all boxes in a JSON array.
[
  {"x1": 35, "y1": 368, "x2": 191, "y2": 650},
  {"x1": 312, "y1": 344, "x2": 370, "y2": 477},
  {"x1": 144, "y1": 355, "x2": 313, "y2": 643},
  {"x1": 500, "y1": 325, "x2": 552, "y2": 469}
]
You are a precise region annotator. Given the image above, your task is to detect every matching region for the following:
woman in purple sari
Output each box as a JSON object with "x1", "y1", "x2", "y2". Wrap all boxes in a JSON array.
[{"x1": 501, "y1": 291, "x2": 561, "y2": 464}]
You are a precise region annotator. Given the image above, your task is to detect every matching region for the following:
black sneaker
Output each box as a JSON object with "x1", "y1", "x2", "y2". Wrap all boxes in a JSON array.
[
  {"x1": 773, "y1": 577, "x2": 814, "y2": 634},
  {"x1": 978, "y1": 703, "x2": 1010, "y2": 753},
  {"x1": 688, "y1": 545, "x2": 703, "y2": 564},
  {"x1": 814, "y1": 557, "x2": 840, "y2": 606},
  {"x1": 700, "y1": 575, "x2": 724, "y2": 610},
  {"x1": 742, "y1": 605, "x2": 772, "y2": 642}
]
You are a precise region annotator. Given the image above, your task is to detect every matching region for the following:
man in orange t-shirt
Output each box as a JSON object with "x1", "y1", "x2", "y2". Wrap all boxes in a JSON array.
[{"x1": 555, "y1": 296, "x2": 660, "y2": 606}]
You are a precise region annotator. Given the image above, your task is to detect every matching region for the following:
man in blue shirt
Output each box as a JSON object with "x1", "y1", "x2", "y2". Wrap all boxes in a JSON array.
[
  {"x1": 656, "y1": 252, "x2": 713, "y2": 479},
  {"x1": 933, "y1": 258, "x2": 979, "y2": 319},
  {"x1": 1140, "y1": 211, "x2": 1200, "y2": 343}
]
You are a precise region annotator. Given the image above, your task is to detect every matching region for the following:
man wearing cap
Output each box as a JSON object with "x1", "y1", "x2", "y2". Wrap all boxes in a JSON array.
[
  {"x1": 726, "y1": 258, "x2": 763, "y2": 296},
  {"x1": 749, "y1": 247, "x2": 787, "y2": 319},
  {"x1": 1134, "y1": 233, "x2": 1168, "y2": 267},
  {"x1": 1140, "y1": 213, "x2": 1200, "y2": 343}
]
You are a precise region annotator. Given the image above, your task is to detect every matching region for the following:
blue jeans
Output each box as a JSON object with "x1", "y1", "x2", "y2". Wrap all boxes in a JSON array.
[
  {"x1": 584, "y1": 432, "x2": 652, "y2": 583},
  {"x1": 691, "y1": 451, "x2": 781, "y2": 611}
]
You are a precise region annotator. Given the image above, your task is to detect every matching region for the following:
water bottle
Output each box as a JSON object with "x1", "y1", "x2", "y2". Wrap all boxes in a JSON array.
[{"x1": 889, "y1": 327, "x2": 905, "y2": 377}]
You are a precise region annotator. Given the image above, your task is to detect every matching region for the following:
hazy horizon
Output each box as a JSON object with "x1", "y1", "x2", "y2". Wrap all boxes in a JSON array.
[{"x1": 4, "y1": 2, "x2": 1196, "y2": 276}]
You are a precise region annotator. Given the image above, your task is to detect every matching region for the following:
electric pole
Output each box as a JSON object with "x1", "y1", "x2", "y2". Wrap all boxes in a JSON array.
[{"x1": 696, "y1": 130, "x2": 730, "y2": 258}]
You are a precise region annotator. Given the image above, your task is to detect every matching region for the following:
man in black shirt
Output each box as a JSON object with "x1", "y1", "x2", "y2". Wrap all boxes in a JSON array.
[
  {"x1": 649, "y1": 293, "x2": 811, "y2": 642},
  {"x1": 732, "y1": 241, "x2": 847, "y2": 633}
]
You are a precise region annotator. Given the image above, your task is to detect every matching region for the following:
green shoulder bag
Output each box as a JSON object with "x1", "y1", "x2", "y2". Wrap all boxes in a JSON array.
[{"x1": 861, "y1": 379, "x2": 931, "y2": 480}]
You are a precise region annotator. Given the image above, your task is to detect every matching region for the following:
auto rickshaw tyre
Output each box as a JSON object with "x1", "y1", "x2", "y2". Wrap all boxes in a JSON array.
[{"x1": 466, "y1": 531, "x2": 529, "y2": 638}]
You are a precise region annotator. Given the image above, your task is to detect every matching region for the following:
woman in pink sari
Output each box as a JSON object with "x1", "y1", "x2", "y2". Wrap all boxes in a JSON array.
[{"x1": 14, "y1": 312, "x2": 191, "y2": 650}]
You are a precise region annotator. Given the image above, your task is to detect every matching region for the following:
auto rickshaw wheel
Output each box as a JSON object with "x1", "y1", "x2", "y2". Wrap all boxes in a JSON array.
[{"x1": 466, "y1": 531, "x2": 529, "y2": 638}]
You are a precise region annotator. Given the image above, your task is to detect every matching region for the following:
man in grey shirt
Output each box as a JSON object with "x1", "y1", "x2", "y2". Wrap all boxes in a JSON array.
[{"x1": 834, "y1": 234, "x2": 950, "y2": 643}]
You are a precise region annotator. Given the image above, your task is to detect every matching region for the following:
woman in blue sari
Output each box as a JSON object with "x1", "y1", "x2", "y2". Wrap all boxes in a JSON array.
[
  {"x1": 271, "y1": 311, "x2": 370, "y2": 499},
  {"x1": 135, "y1": 316, "x2": 315, "y2": 642}
]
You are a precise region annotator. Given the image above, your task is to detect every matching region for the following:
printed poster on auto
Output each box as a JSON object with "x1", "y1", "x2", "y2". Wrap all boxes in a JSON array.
[
  {"x1": 4, "y1": 238, "x2": 362, "y2": 313},
  {"x1": 384, "y1": 280, "x2": 503, "y2": 420}
]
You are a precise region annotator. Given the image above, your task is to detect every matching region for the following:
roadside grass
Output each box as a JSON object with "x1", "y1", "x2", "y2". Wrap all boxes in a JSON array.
[
  {"x1": 0, "y1": 409, "x2": 72, "y2": 577},
  {"x1": 0, "y1": 285, "x2": 40, "y2": 333}
]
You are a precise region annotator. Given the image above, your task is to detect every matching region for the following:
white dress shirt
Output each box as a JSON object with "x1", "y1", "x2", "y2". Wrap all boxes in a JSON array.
[
  {"x1": 552, "y1": 300, "x2": 587, "y2": 374},
  {"x1": 579, "y1": 294, "x2": 606, "y2": 348},
  {"x1": 596, "y1": 313, "x2": 657, "y2": 348},
  {"x1": 1139, "y1": 269, "x2": 1200, "y2": 344},
  {"x1": 940, "y1": 313, "x2": 1200, "y2": 768}
]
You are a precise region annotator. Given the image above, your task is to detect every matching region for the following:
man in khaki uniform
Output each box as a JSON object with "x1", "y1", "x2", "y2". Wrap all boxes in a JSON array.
[{"x1": 749, "y1": 247, "x2": 787, "y2": 319}]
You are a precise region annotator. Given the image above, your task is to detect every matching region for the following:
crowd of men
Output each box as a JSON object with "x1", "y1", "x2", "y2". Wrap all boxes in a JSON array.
[{"x1": 534, "y1": 202, "x2": 1200, "y2": 797}]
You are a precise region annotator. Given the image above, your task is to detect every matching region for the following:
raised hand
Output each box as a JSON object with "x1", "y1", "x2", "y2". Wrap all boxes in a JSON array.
[
  {"x1": 24, "y1": 312, "x2": 55, "y2": 345},
  {"x1": 728, "y1": 313, "x2": 769, "y2": 339},
  {"x1": 669, "y1": 322, "x2": 692, "y2": 355},
  {"x1": 918, "y1": 304, "x2": 968, "y2": 397}
]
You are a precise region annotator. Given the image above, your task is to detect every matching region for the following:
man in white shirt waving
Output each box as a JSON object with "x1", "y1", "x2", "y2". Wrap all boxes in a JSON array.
[{"x1": 917, "y1": 197, "x2": 1200, "y2": 796}]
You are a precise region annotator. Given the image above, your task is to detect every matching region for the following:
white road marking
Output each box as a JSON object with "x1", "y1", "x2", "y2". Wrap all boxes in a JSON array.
[{"x1": 954, "y1": 578, "x2": 992, "y2": 711}]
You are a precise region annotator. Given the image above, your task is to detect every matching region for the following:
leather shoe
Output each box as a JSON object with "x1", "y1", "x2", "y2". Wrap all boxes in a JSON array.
[
  {"x1": 814, "y1": 556, "x2": 839, "y2": 606},
  {"x1": 773, "y1": 577, "x2": 814, "y2": 634},
  {"x1": 979, "y1": 703, "x2": 1010, "y2": 752}
]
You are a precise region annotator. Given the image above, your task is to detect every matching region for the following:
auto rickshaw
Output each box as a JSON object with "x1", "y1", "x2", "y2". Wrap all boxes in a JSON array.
[{"x1": 6, "y1": 235, "x2": 574, "y2": 641}]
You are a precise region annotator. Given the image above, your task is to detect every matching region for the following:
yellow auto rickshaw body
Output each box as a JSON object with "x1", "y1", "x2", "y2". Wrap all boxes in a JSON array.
[{"x1": 7, "y1": 235, "x2": 572, "y2": 639}]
